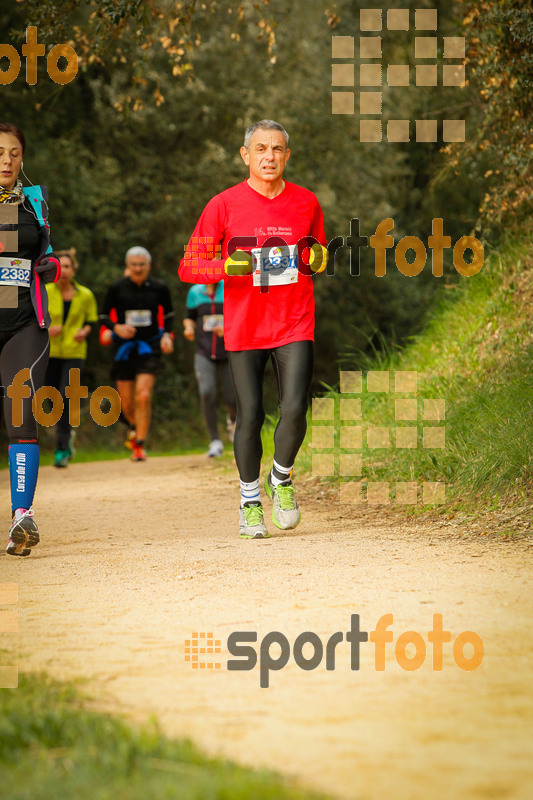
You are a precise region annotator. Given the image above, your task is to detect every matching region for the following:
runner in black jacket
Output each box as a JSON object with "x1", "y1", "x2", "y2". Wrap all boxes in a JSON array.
[{"x1": 100, "y1": 246, "x2": 174, "y2": 462}]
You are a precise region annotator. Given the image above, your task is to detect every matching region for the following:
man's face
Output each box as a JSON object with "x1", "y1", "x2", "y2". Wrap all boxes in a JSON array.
[
  {"x1": 126, "y1": 255, "x2": 151, "y2": 285},
  {"x1": 240, "y1": 129, "x2": 290, "y2": 184}
]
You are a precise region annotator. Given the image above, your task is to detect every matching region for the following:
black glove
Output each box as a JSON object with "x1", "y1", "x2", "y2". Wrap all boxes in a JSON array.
[{"x1": 35, "y1": 256, "x2": 60, "y2": 283}]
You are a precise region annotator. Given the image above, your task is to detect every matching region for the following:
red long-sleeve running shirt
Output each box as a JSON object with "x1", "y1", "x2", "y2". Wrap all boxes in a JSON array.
[{"x1": 178, "y1": 180, "x2": 326, "y2": 351}]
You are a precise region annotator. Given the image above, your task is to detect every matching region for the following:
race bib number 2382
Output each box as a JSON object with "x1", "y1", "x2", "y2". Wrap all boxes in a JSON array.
[{"x1": 0, "y1": 257, "x2": 31, "y2": 288}]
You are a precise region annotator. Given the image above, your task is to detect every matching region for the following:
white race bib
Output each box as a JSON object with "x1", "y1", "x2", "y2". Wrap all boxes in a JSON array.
[
  {"x1": 203, "y1": 314, "x2": 223, "y2": 331},
  {"x1": 252, "y1": 244, "x2": 298, "y2": 287},
  {"x1": 125, "y1": 309, "x2": 152, "y2": 327},
  {"x1": 0, "y1": 257, "x2": 31, "y2": 288}
]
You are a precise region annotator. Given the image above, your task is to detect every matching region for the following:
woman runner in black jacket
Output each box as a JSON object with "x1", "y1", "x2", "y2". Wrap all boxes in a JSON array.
[{"x1": 0, "y1": 121, "x2": 60, "y2": 556}]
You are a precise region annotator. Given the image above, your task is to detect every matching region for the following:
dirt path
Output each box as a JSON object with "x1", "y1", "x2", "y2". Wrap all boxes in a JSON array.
[{"x1": 2, "y1": 455, "x2": 532, "y2": 799}]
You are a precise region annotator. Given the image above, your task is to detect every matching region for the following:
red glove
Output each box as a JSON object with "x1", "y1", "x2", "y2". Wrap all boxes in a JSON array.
[{"x1": 35, "y1": 256, "x2": 60, "y2": 283}]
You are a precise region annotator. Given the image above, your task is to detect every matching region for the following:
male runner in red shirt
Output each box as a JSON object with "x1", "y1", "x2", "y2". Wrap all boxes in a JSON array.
[{"x1": 179, "y1": 120, "x2": 327, "y2": 538}]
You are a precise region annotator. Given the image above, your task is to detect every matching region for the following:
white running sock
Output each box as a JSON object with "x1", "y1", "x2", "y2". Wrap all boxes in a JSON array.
[
  {"x1": 240, "y1": 479, "x2": 260, "y2": 506},
  {"x1": 271, "y1": 459, "x2": 294, "y2": 487}
]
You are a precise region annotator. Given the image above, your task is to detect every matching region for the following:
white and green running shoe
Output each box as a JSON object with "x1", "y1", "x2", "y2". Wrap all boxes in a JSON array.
[
  {"x1": 239, "y1": 501, "x2": 269, "y2": 539},
  {"x1": 264, "y1": 473, "x2": 301, "y2": 530}
]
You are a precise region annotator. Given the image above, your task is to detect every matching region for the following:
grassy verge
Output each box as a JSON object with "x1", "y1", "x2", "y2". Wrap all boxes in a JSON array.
[
  {"x1": 269, "y1": 235, "x2": 532, "y2": 515},
  {"x1": 0, "y1": 673, "x2": 331, "y2": 800}
]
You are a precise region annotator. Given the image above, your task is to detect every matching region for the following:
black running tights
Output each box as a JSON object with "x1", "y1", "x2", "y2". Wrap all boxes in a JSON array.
[
  {"x1": 228, "y1": 340, "x2": 314, "y2": 482},
  {"x1": 0, "y1": 322, "x2": 49, "y2": 441}
]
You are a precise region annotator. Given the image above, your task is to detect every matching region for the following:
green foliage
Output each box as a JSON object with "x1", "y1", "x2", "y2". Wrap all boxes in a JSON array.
[
  {"x1": 437, "y1": 0, "x2": 533, "y2": 233},
  {"x1": 0, "y1": 673, "x2": 330, "y2": 800}
]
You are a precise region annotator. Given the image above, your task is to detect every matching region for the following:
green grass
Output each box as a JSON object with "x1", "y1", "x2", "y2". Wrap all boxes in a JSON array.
[
  {"x1": 0, "y1": 674, "x2": 331, "y2": 800},
  {"x1": 0, "y1": 442, "x2": 211, "y2": 470},
  {"x1": 0, "y1": 417, "x2": 220, "y2": 469}
]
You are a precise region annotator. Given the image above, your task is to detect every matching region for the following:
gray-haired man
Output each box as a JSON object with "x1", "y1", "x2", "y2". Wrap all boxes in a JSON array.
[
  {"x1": 180, "y1": 120, "x2": 328, "y2": 535},
  {"x1": 101, "y1": 246, "x2": 174, "y2": 461}
]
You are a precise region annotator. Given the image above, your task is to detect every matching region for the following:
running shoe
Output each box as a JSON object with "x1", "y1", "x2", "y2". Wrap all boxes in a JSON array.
[
  {"x1": 124, "y1": 430, "x2": 136, "y2": 451},
  {"x1": 239, "y1": 501, "x2": 269, "y2": 539},
  {"x1": 264, "y1": 473, "x2": 301, "y2": 530},
  {"x1": 207, "y1": 438, "x2": 224, "y2": 458},
  {"x1": 6, "y1": 509, "x2": 39, "y2": 557},
  {"x1": 131, "y1": 444, "x2": 146, "y2": 462},
  {"x1": 54, "y1": 449, "x2": 70, "y2": 468}
]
